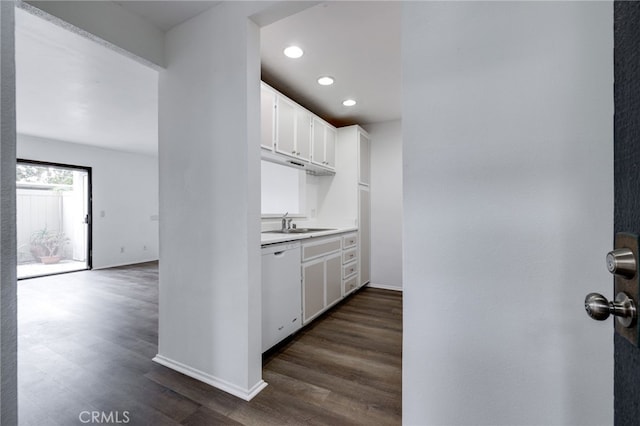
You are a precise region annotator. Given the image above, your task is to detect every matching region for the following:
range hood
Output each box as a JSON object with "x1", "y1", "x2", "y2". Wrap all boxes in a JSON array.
[{"x1": 261, "y1": 150, "x2": 335, "y2": 176}]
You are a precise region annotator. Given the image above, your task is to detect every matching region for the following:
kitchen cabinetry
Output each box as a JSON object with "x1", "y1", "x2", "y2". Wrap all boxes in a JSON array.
[
  {"x1": 359, "y1": 131, "x2": 370, "y2": 186},
  {"x1": 342, "y1": 232, "x2": 359, "y2": 296},
  {"x1": 301, "y1": 236, "x2": 342, "y2": 324},
  {"x1": 311, "y1": 117, "x2": 336, "y2": 170},
  {"x1": 326, "y1": 254, "x2": 343, "y2": 308},
  {"x1": 358, "y1": 188, "x2": 370, "y2": 287},
  {"x1": 260, "y1": 82, "x2": 335, "y2": 175},
  {"x1": 295, "y1": 108, "x2": 312, "y2": 161},
  {"x1": 317, "y1": 125, "x2": 370, "y2": 287},
  {"x1": 261, "y1": 229, "x2": 361, "y2": 351},
  {"x1": 260, "y1": 83, "x2": 276, "y2": 150},
  {"x1": 302, "y1": 260, "x2": 324, "y2": 323},
  {"x1": 274, "y1": 96, "x2": 311, "y2": 162}
]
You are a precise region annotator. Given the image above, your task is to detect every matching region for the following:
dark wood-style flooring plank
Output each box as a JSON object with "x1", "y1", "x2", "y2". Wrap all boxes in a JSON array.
[{"x1": 18, "y1": 262, "x2": 402, "y2": 425}]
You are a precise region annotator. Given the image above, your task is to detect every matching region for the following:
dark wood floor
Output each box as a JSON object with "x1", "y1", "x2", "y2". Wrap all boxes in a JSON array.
[{"x1": 18, "y1": 262, "x2": 402, "y2": 425}]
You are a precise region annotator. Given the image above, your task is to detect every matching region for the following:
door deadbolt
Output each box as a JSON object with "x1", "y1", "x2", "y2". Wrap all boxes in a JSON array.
[
  {"x1": 606, "y1": 248, "x2": 636, "y2": 278},
  {"x1": 584, "y1": 233, "x2": 640, "y2": 346},
  {"x1": 585, "y1": 292, "x2": 636, "y2": 327}
]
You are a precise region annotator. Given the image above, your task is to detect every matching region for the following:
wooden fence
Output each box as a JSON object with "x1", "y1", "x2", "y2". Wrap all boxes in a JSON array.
[{"x1": 16, "y1": 185, "x2": 85, "y2": 264}]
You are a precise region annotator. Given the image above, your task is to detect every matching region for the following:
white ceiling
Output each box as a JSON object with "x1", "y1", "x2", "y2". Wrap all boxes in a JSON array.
[
  {"x1": 15, "y1": 1, "x2": 401, "y2": 156},
  {"x1": 16, "y1": 7, "x2": 159, "y2": 156},
  {"x1": 114, "y1": 1, "x2": 221, "y2": 32},
  {"x1": 260, "y1": 2, "x2": 401, "y2": 127}
]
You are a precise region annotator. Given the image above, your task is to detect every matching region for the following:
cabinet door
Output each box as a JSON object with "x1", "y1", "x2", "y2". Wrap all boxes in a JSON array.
[
  {"x1": 295, "y1": 108, "x2": 312, "y2": 161},
  {"x1": 275, "y1": 96, "x2": 296, "y2": 158},
  {"x1": 359, "y1": 186, "x2": 371, "y2": 287},
  {"x1": 260, "y1": 85, "x2": 275, "y2": 150},
  {"x1": 311, "y1": 117, "x2": 325, "y2": 166},
  {"x1": 325, "y1": 126, "x2": 336, "y2": 169},
  {"x1": 359, "y1": 131, "x2": 370, "y2": 185},
  {"x1": 325, "y1": 253, "x2": 342, "y2": 307},
  {"x1": 343, "y1": 275, "x2": 358, "y2": 297},
  {"x1": 303, "y1": 259, "x2": 325, "y2": 324}
]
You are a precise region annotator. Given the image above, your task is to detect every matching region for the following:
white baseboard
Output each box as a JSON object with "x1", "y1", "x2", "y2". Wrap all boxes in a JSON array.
[
  {"x1": 367, "y1": 282, "x2": 403, "y2": 292},
  {"x1": 152, "y1": 354, "x2": 268, "y2": 401}
]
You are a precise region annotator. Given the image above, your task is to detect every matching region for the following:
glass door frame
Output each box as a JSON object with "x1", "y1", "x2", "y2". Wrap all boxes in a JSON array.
[{"x1": 17, "y1": 158, "x2": 93, "y2": 278}]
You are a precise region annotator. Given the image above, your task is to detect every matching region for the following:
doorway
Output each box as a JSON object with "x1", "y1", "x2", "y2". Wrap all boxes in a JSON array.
[{"x1": 16, "y1": 159, "x2": 91, "y2": 279}]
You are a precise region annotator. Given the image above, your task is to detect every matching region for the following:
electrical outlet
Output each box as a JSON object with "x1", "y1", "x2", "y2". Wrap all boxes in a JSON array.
[
  {"x1": 143, "y1": 245, "x2": 147, "y2": 251},
  {"x1": 120, "y1": 246, "x2": 125, "y2": 253}
]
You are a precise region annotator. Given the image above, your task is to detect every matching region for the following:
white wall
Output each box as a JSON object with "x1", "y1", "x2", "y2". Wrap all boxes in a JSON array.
[
  {"x1": 17, "y1": 134, "x2": 159, "y2": 269},
  {"x1": 156, "y1": 2, "x2": 265, "y2": 401},
  {"x1": 261, "y1": 161, "x2": 305, "y2": 216},
  {"x1": 364, "y1": 120, "x2": 402, "y2": 290},
  {"x1": 402, "y1": 2, "x2": 613, "y2": 425}
]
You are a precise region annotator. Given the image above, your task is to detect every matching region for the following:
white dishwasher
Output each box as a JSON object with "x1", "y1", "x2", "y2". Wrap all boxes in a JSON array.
[{"x1": 262, "y1": 242, "x2": 302, "y2": 352}]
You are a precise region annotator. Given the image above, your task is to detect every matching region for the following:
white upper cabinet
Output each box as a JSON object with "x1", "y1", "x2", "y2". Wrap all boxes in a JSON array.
[
  {"x1": 294, "y1": 108, "x2": 312, "y2": 162},
  {"x1": 358, "y1": 131, "x2": 370, "y2": 185},
  {"x1": 260, "y1": 84, "x2": 276, "y2": 150},
  {"x1": 260, "y1": 82, "x2": 334, "y2": 175},
  {"x1": 311, "y1": 117, "x2": 336, "y2": 170},
  {"x1": 312, "y1": 117, "x2": 324, "y2": 164},
  {"x1": 326, "y1": 126, "x2": 336, "y2": 168},
  {"x1": 274, "y1": 93, "x2": 311, "y2": 162},
  {"x1": 275, "y1": 95, "x2": 296, "y2": 157}
]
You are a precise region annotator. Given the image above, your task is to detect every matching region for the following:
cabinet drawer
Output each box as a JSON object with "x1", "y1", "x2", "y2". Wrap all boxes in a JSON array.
[
  {"x1": 302, "y1": 238, "x2": 341, "y2": 261},
  {"x1": 342, "y1": 248, "x2": 357, "y2": 264},
  {"x1": 343, "y1": 261, "x2": 358, "y2": 279},
  {"x1": 344, "y1": 275, "x2": 358, "y2": 295},
  {"x1": 342, "y1": 233, "x2": 357, "y2": 248}
]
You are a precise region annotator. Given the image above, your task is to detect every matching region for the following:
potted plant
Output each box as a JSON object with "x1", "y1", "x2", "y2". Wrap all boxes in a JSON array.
[{"x1": 29, "y1": 228, "x2": 69, "y2": 264}]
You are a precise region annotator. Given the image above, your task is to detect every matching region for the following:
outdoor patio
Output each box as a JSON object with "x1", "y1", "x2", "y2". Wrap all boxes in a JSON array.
[{"x1": 18, "y1": 260, "x2": 87, "y2": 279}]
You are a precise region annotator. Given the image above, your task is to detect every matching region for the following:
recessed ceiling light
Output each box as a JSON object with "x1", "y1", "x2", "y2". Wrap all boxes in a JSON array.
[
  {"x1": 317, "y1": 76, "x2": 334, "y2": 86},
  {"x1": 283, "y1": 46, "x2": 303, "y2": 59},
  {"x1": 342, "y1": 99, "x2": 357, "y2": 107}
]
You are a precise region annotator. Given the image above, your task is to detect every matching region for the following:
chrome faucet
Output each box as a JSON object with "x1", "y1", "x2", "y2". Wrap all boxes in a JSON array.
[{"x1": 281, "y1": 212, "x2": 294, "y2": 231}]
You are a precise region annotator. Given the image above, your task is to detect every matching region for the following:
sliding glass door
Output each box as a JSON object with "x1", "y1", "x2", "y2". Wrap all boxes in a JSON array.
[{"x1": 16, "y1": 160, "x2": 91, "y2": 279}]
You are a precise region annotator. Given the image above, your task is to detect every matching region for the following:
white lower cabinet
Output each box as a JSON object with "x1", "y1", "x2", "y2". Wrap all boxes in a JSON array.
[
  {"x1": 302, "y1": 236, "x2": 342, "y2": 324},
  {"x1": 302, "y1": 259, "x2": 324, "y2": 323},
  {"x1": 263, "y1": 231, "x2": 361, "y2": 351},
  {"x1": 342, "y1": 232, "x2": 359, "y2": 296},
  {"x1": 344, "y1": 275, "x2": 358, "y2": 295},
  {"x1": 358, "y1": 187, "x2": 370, "y2": 287},
  {"x1": 325, "y1": 254, "x2": 343, "y2": 308}
]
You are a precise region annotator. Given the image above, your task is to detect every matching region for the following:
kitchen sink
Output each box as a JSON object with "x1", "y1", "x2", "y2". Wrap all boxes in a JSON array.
[{"x1": 262, "y1": 228, "x2": 336, "y2": 234}]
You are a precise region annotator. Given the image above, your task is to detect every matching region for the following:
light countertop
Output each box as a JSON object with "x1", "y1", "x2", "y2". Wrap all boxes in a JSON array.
[{"x1": 261, "y1": 227, "x2": 357, "y2": 246}]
